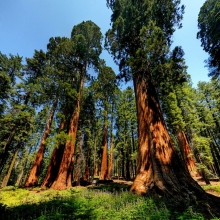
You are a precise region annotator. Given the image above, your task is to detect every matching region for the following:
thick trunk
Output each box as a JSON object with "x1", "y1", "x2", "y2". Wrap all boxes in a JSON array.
[
  {"x1": 1, "y1": 148, "x2": 19, "y2": 187},
  {"x1": 130, "y1": 72, "x2": 205, "y2": 200},
  {"x1": 100, "y1": 122, "x2": 108, "y2": 180},
  {"x1": 25, "y1": 96, "x2": 58, "y2": 187},
  {"x1": 177, "y1": 130, "x2": 198, "y2": 177},
  {"x1": 51, "y1": 72, "x2": 85, "y2": 190},
  {"x1": 41, "y1": 143, "x2": 65, "y2": 188}
]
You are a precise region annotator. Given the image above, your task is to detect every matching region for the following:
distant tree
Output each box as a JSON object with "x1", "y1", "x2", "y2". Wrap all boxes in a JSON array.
[{"x1": 92, "y1": 63, "x2": 117, "y2": 180}]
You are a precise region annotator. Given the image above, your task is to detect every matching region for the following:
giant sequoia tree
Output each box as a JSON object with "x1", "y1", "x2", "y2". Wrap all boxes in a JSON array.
[
  {"x1": 105, "y1": 0, "x2": 206, "y2": 201},
  {"x1": 51, "y1": 21, "x2": 102, "y2": 190}
]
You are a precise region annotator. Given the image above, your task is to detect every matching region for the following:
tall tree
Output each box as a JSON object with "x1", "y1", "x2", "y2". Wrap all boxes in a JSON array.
[
  {"x1": 51, "y1": 21, "x2": 102, "y2": 189},
  {"x1": 92, "y1": 64, "x2": 117, "y2": 180},
  {"x1": 105, "y1": 0, "x2": 206, "y2": 200}
]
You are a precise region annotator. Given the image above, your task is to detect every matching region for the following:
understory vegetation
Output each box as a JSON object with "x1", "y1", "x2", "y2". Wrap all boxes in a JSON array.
[{"x1": 1, "y1": 183, "x2": 219, "y2": 220}]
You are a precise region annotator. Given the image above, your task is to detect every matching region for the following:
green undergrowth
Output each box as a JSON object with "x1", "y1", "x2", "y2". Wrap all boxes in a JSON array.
[
  {"x1": 0, "y1": 185, "x2": 218, "y2": 220},
  {"x1": 202, "y1": 183, "x2": 220, "y2": 194}
]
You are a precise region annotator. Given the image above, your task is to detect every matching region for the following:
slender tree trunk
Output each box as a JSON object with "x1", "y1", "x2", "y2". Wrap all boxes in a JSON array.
[
  {"x1": 51, "y1": 71, "x2": 85, "y2": 190},
  {"x1": 177, "y1": 130, "x2": 198, "y2": 177},
  {"x1": 83, "y1": 132, "x2": 90, "y2": 181},
  {"x1": 130, "y1": 72, "x2": 205, "y2": 200},
  {"x1": 93, "y1": 136, "x2": 98, "y2": 177},
  {"x1": 15, "y1": 168, "x2": 24, "y2": 187},
  {"x1": 83, "y1": 148, "x2": 91, "y2": 181},
  {"x1": 73, "y1": 133, "x2": 83, "y2": 186},
  {"x1": 1, "y1": 148, "x2": 19, "y2": 187},
  {"x1": 108, "y1": 133, "x2": 114, "y2": 180},
  {"x1": 100, "y1": 121, "x2": 108, "y2": 180},
  {"x1": 131, "y1": 129, "x2": 136, "y2": 178},
  {"x1": 210, "y1": 143, "x2": 220, "y2": 176},
  {"x1": 0, "y1": 128, "x2": 17, "y2": 174},
  {"x1": 25, "y1": 96, "x2": 58, "y2": 187}
]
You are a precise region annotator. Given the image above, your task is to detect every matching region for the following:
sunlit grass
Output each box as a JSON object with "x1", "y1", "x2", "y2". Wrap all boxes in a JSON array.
[
  {"x1": 202, "y1": 182, "x2": 220, "y2": 194},
  {"x1": 0, "y1": 185, "x2": 218, "y2": 220}
]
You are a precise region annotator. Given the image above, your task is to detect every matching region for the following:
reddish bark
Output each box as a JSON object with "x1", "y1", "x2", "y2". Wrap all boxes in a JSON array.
[
  {"x1": 177, "y1": 130, "x2": 198, "y2": 177},
  {"x1": 25, "y1": 96, "x2": 58, "y2": 187},
  {"x1": 108, "y1": 134, "x2": 113, "y2": 180},
  {"x1": 51, "y1": 73, "x2": 85, "y2": 190},
  {"x1": 41, "y1": 121, "x2": 65, "y2": 188},
  {"x1": 130, "y1": 72, "x2": 205, "y2": 200},
  {"x1": 100, "y1": 123, "x2": 108, "y2": 180}
]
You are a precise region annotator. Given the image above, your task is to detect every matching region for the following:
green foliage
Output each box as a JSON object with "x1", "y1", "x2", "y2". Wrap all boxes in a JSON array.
[
  {"x1": 0, "y1": 187, "x2": 214, "y2": 220},
  {"x1": 105, "y1": 0, "x2": 185, "y2": 81},
  {"x1": 197, "y1": 0, "x2": 220, "y2": 77},
  {"x1": 202, "y1": 182, "x2": 220, "y2": 193}
]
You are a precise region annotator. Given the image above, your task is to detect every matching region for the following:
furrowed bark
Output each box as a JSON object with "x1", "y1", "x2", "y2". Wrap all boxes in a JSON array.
[{"x1": 130, "y1": 71, "x2": 205, "y2": 201}]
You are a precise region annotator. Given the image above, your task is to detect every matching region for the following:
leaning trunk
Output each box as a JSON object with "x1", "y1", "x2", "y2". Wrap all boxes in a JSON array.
[
  {"x1": 0, "y1": 128, "x2": 17, "y2": 174},
  {"x1": 1, "y1": 148, "x2": 19, "y2": 187},
  {"x1": 130, "y1": 72, "x2": 205, "y2": 200},
  {"x1": 25, "y1": 96, "x2": 58, "y2": 187}
]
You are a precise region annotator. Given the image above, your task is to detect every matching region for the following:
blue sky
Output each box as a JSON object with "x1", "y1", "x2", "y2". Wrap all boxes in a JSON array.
[{"x1": 0, "y1": 0, "x2": 209, "y2": 87}]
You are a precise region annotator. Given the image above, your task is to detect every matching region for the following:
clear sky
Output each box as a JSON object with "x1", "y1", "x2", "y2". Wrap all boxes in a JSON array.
[{"x1": 0, "y1": 0, "x2": 209, "y2": 87}]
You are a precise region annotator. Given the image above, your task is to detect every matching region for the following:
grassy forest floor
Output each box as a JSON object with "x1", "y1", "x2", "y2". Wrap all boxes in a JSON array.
[{"x1": 0, "y1": 179, "x2": 220, "y2": 220}]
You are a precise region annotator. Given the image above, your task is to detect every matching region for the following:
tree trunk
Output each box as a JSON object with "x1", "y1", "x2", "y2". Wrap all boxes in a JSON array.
[
  {"x1": 83, "y1": 148, "x2": 91, "y2": 181},
  {"x1": 0, "y1": 128, "x2": 17, "y2": 174},
  {"x1": 73, "y1": 133, "x2": 83, "y2": 186},
  {"x1": 15, "y1": 168, "x2": 24, "y2": 187},
  {"x1": 93, "y1": 136, "x2": 98, "y2": 177},
  {"x1": 108, "y1": 133, "x2": 114, "y2": 180},
  {"x1": 131, "y1": 129, "x2": 136, "y2": 178},
  {"x1": 51, "y1": 71, "x2": 85, "y2": 190},
  {"x1": 100, "y1": 122, "x2": 108, "y2": 180},
  {"x1": 1, "y1": 148, "x2": 19, "y2": 187},
  {"x1": 130, "y1": 72, "x2": 205, "y2": 200},
  {"x1": 41, "y1": 143, "x2": 65, "y2": 188},
  {"x1": 25, "y1": 96, "x2": 58, "y2": 187},
  {"x1": 210, "y1": 143, "x2": 220, "y2": 176},
  {"x1": 177, "y1": 130, "x2": 198, "y2": 177}
]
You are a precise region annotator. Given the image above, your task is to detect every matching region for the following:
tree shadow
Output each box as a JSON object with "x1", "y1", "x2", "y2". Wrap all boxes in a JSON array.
[{"x1": 0, "y1": 195, "x2": 94, "y2": 220}]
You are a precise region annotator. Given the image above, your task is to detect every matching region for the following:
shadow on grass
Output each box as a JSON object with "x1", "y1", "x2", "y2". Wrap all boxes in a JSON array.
[{"x1": 0, "y1": 194, "x2": 96, "y2": 220}]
